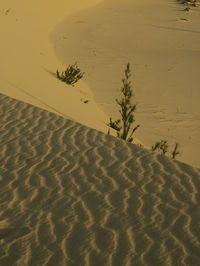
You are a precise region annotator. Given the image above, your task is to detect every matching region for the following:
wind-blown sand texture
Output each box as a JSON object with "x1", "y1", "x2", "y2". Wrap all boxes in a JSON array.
[
  {"x1": 1, "y1": 0, "x2": 200, "y2": 168},
  {"x1": 1, "y1": 93, "x2": 200, "y2": 266}
]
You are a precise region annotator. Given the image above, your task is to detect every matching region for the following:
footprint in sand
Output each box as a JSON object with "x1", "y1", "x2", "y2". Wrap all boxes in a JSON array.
[
  {"x1": 176, "y1": 18, "x2": 189, "y2": 22},
  {"x1": 5, "y1": 8, "x2": 11, "y2": 15},
  {"x1": 80, "y1": 98, "x2": 89, "y2": 104}
]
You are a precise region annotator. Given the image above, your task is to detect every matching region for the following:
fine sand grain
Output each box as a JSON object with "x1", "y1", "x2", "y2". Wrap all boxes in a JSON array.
[{"x1": 0, "y1": 94, "x2": 200, "y2": 266}]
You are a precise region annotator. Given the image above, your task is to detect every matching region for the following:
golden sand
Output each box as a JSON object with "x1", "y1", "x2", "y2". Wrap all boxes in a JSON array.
[{"x1": 0, "y1": 94, "x2": 200, "y2": 265}]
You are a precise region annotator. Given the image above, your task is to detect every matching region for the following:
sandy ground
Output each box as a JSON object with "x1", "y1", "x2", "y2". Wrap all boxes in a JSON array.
[
  {"x1": 0, "y1": 0, "x2": 108, "y2": 133},
  {"x1": 51, "y1": 0, "x2": 200, "y2": 167},
  {"x1": 0, "y1": 93, "x2": 200, "y2": 265},
  {"x1": 0, "y1": 0, "x2": 200, "y2": 167},
  {"x1": 1, "y1": 1, "x2": 200, "y2": 264}
]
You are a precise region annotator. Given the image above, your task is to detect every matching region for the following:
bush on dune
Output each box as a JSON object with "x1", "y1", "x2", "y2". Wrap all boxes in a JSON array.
[
  {"x1": 107, "y1": 62, "x2": 180, "y2": 160},
  {"x1": 56, "y1": 62, "x2": 84, "y2": 85},
  {"x1": 152, "y1": 140, "x2": 180, "y2": 159},
  {"x1": 56, "y1": 60, "x2": 181, "y2": 160},
  {"x1": 107, "y1": 63, "x2": 140, "y2": 143}
]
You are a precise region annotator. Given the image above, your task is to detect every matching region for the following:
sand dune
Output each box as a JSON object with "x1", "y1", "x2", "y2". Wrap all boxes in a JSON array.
[
  {"x1": 0, "y1": 93, "x2": 200, "y2": 265},
  {"x1": 1, "y1": 0, "x2": 200, "y2": 264},
  {"x1": 0, "y1": 0, "x2": 108, "y2": 134},
  {"x1": 51, "y1": 0, "x2": 200, "y2": 167},
  {"x1": 1, "y1": 0, "x2": 200, "y2": 167}
]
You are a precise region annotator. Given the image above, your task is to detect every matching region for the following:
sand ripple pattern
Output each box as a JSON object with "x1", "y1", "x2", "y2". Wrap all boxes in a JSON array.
[{"x1": 0, "y1": 93, "x2": 200, "y2": 266}]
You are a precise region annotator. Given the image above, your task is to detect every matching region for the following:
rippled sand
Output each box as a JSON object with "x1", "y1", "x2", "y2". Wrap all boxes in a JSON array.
[{"x1": 0, "y1": 93, "x2": 200, "y2": 265}]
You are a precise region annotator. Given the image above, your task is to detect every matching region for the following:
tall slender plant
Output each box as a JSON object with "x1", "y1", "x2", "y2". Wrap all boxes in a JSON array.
[
  {"x1": 171, "y1": 143, "x2": 180, "y2": 159},
  {"x1": 107, "y1": 63, "x2": 140, "y2": 142}
]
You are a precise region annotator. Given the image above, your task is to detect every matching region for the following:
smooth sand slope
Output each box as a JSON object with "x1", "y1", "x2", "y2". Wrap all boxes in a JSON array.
[
  {"x1": 0, "y1": 0, "x2": 107, "y2": 133},
  {"x1": 51, "y1": 0, "x2": 200, "y2": 167},
  {"x1": 1, "y1": 94, "x2": 200, "y2": 266}
]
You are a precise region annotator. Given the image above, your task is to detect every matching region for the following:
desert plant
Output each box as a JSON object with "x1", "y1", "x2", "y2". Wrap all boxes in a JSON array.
[
  {"x1": 152, "y1": 140, "x2": 180, "y2": 159},
  {"x1": 171, "y1": 142, "x2": 180, "y2": 159},
  {"x1": 152, "y1": 140, "x2": 168, "y2": 155},
  {"x1": 56, "y1": 62, "x2": 84, "y2": 85},
  {"x1": 107, "y1": 63, "x2": 140, "y2": 142},
  {"x1": 177, "y1": 0, "x2": 200, "y2": 5}
]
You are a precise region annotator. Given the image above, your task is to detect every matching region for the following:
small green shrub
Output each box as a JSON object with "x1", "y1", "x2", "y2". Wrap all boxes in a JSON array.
[
  {"x1": 152, "y1": 140, "x2": 168, "y2": 155},
  {"x1": 152, "y1": 140, "x2": 180, "y2": 159},
  {"x1": 107, "y1": 63, "x2": 140, "y2": 142},
  {"x1": 56, "y1": 62, "x2": 84, "y2": 85}
]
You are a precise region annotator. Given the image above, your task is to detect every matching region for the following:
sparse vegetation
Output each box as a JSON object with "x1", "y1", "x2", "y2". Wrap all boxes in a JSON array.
[
  {"x1": 152, "y1": 140, "x2": 180, "y2": 159},
  {"x1": 152, "y1": 140, "x2": 169, "y2": 155},
  {"x1": 177, "y1": 0, "x2": 200, "y2": 6},
  {"x1": 106, "y1": 62, "x2": 182, "y2": 160},
  {"x1": 171, "y1": 143, "x2": 180, "y2": 159},
  {"x1": 56, "y1": 62, "x2": 84, "y2": 85},
  {"x1": 107, "y1": 63, "x2": 140, "y2": 142}
]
